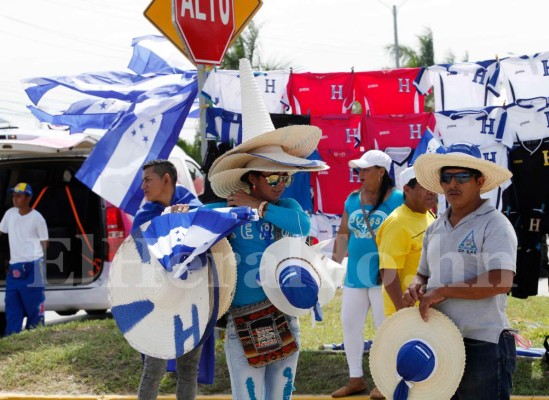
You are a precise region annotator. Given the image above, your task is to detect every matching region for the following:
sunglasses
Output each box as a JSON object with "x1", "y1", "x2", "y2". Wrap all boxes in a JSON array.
[
  {"x1": 440, "y1": 172, "x2": 478, "y2": 185},
  {"x1": 261, "y1": 174, "x2": 294, "y2": 187}
]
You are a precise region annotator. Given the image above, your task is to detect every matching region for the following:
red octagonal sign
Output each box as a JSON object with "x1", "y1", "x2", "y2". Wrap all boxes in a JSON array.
[{"x1": 173, "y1": 0, "x2": 235, "y2": 65}]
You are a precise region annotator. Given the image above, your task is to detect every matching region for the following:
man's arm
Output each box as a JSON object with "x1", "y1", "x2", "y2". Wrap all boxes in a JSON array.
[
  {"x1": 381, "y1": 268, "x2": 405, "y2": 311},
  {"x1": 41, "y1": 240, "x2": 48, "y2": 255},
  {"x1": 402, "y1": 273, "x2": 428, "y2": 307},
  {"x1": 332, "y1": 211, "x2": 349, "y2": 264},
  {"x1": 418, "y1": 269, "x2": 514, "y2": 321}
]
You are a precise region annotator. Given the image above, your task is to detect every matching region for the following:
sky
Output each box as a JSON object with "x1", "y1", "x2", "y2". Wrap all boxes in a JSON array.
[{"x1": 1, "y1": 0, "x2": 548, "y2": 137}]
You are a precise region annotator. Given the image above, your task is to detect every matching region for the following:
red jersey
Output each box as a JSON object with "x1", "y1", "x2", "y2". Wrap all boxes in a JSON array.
[
  {"x1": 285, "y1": 72, "x2": 355, "y2": 115},
  {"x1": 363, "y1": 112, "x2": 436, "y2": 150},
  {"x1": 354, "y1": 68, "x2": 425, "y2": 115},
  {"x1": 311, "y1": 114, "x2": 365, "y2": 153},
  {"x1": 312, "y1": 148, "x2": 363, "y2": 214}
]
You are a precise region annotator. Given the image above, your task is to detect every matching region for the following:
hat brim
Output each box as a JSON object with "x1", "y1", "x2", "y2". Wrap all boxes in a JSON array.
[
  {"x1": 259, "y1": 237, "x2": 342, "y2": 317},
  {"x1": 209, "y1": 152, "x2": 324, "y2": 178},
  {"x1": 209, "y1": 161, "x2": 328, "y2": 199},
  {"x1": 217, "y1": 124, "x2": 322, "y2": 161},
  {"x1": 414, "y1": 153, "x2": 512, "y2": 194},
  {"x1": 209, "y1": 238, "x2": 237, "y2": 318},
  {"x1": 370, "y1": 308, "x2": 465, "y2": 400},
  {"x1": 109, "y1": 231, "x2": 218, "y2": 359}
]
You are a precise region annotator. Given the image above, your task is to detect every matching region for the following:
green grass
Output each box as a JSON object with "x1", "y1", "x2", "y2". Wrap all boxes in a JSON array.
[{"x1": 0, "y1": 292, "x2": 548, "y2": 395}]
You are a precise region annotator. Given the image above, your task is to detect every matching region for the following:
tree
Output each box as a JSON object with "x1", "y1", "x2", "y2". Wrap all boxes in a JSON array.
[
  {"x1": 221, "y1": 21, "x2": 290, "y2": 70},
  {"x1": 386, "y1": 27, "x2": 434, "y2": 68}
]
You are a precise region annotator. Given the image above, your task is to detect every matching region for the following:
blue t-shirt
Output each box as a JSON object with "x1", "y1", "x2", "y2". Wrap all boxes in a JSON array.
[
  {"x1": 345, "y1": 189, "x2": 403, "y2": 288},
  {"x1": 206, "y1": 198, "x2": 310, "y2": 307}
]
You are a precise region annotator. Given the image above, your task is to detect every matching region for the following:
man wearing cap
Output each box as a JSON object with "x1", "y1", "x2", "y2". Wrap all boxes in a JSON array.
[
  {"x1": 403, "y1": 143, "x2": 518, "y2": 399},
  {"x1": 376, "y1": 167, "x2": 437, "y2": 316},
  {"x1": 0, "y1": 182, "x2": 48, "y2": 336}
]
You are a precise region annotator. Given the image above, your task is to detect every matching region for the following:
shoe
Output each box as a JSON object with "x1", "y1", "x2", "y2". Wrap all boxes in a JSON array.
[
  {"x1": 331, "y1": 377, "x2": 367, "y2": 398},
  {"x1": 369, "y1": 386, "x2": 385, "y2": 399}
]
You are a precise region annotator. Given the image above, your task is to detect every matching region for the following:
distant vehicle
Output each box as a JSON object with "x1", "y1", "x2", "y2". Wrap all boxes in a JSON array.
[{"x1": 0, "y1": 129, "x2": 204, "y2": 335}]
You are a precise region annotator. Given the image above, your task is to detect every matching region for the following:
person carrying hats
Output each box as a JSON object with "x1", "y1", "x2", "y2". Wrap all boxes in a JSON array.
[
  {"x1": 403, "y1": 142, "x2": 518, "y2": 399},
  {"x1": 376, "y1": 166, "x2": 437, "y2": 316},
  {"x1": 0, "y1": 182, "x2": 48, "y2": 336},
  {"x1": 132, "y1": 159, "x2": 204, "y2": 400},
  {"x1": 331, "y1": 150, "x2": 403, "y2": 399},
  {"x1": 206, "y1": 59, "x2": 328, "y2": 400}
]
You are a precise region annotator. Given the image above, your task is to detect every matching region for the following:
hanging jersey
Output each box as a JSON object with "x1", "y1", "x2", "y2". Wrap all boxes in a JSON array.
[
  {"x1": 309, "y1": 212, "x2": 343, "y2": 257},
  {"x1": 504, "y1": 101, "x2": 549, "y2": 143},
  {"x1": 496, "y1": 52, "x2": 549, "y2": 103},
  {"x1": 354, "y1": 68, "x2": 425, "y2": 115},
  {"x1": 385, "y1": 147, "x2": 414, "y2": 190},
  {"x1": 434, "y1": 106, "x2": 513, "y2": 148},
  {"x1": 363, "y1": 112, "x2": 436, "y2": 150},
  {"x1": 414, "y1": 60, "x2": 500, "y2": 111},
  {"x1": 285, "y1": 72, "x2": 355, "y2": 115},
  {"x1": 312, "y1": 149, "x2": 363, "y2": 214},
  {"x1": 205, "y1": 107, "x2": 242, "y2": 145},
  {"x1": 202, "y1": 69, "x2": 290, "y2": 113},
  {"x1": 311, "y1": 114, "x2": 364, "y2": 152}
]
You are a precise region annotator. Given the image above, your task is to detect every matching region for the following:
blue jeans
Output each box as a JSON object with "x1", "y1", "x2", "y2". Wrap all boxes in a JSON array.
[
  {"x1": 225, "y1": 313, "x2": 300, "y2": 400},
  {"x1": 451, "y1": 330, "x2": 516, "y2": 400},
  {"x1": 138, "y1": 345, "x2": 202, "y2": 400}
]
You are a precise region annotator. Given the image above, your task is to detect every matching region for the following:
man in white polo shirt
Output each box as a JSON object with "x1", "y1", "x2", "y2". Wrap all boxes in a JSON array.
[{"x1": 403, "y1": 143, "x2": 517, "y2": 400}]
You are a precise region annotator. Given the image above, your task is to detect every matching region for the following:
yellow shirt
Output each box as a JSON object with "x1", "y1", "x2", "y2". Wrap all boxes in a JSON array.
[{"x1": 376, "y1": 204, "x2": 435, "y2": 316}]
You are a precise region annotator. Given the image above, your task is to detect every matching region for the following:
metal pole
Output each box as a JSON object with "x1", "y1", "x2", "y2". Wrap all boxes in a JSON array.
[
  {"x1": 197, "y1": 64, "x2": 207, "y2": 160},
  {"x1": 392, "y1": 5, "x2": 400, "y2": 68}
]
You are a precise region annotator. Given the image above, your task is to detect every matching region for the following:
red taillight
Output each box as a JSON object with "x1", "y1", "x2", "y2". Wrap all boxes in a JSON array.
[{"x1": 106, "y1": 206, "x2": 126, "y2": 261}]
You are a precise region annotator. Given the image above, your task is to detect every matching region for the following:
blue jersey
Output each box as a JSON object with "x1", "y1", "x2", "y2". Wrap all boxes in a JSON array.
[{"x1": 344, "y1": 189, "x2": 403, "y2": 288}]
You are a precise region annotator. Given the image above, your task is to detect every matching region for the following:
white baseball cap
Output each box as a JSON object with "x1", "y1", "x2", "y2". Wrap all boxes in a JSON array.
[
  {"x1": 399, "y1": 166, "x2": 416, "y2": 189},
  {"x1": 348, "y1": 150, "x2": 392, "y2": 171}
]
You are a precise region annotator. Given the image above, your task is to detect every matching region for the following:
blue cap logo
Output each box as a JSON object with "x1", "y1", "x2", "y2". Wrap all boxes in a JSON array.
[{"x1": 446, "y1": 142, "x2": 481, "y2": 159}]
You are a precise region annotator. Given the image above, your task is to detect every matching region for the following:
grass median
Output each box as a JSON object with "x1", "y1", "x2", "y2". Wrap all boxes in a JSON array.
[{"x1": 0, "y1": 292, "x2": 548, "y2": 396}]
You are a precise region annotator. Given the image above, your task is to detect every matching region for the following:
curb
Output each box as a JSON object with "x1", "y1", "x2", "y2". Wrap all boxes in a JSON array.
[{"x1": 1, "y1": 395, "x2": 549, "y2": 400}]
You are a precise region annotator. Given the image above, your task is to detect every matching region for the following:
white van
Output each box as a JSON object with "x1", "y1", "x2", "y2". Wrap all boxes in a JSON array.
[{"x1": 0, "y1": 129, "x2": 204, "y2": 335}]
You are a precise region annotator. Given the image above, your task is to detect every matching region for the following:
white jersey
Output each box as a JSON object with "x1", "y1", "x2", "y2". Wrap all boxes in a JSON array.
[
  {"x1": 414, "y1": 60, "x2": 500, "y2": 111},
  {"x1": 504, "y1": 100, "x2": 549, "y2": 143},
  {"x1": 434, "y1": 106, "x2": 513, "y2": 148},
  {"x1": 496, "y1": 52, "x2": 549, "y2": 103},
  {"x1": 309, "y1": 212, "x2": 342, "y2": 257},
  {"x1": 0, "y1": 208, "x2": 48, "y2": 263},
  {"x1": 202, "y1": 69, "x2": 290, "y2": 113},
  {"x1": 435, "y1": 111, "x2": 511, "y2": 210},
  {"x1": 385, "y1": 147, "x2": 414, "y2": 190}
]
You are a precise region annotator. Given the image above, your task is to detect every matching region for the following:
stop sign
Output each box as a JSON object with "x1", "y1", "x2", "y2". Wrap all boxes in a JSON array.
[{"x1": 173, "y1": 0, "x2": 235, "y2": 65}]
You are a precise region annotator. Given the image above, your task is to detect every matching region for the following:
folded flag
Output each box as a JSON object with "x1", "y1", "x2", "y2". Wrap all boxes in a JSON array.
[
  {"x1": 134, "y1": 207, "x2": 257, "y2": 278},
  {"x1": 409, "y1": 127, "x2": 446, "y2": 166}
]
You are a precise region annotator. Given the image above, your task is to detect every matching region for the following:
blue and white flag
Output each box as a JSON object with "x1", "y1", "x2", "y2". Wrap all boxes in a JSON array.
[
  {"x1": 75, "y1": 78, "x2": 198, "y2": 215},
  {"x1": 23, "y1": 71, "x2": 189, "y2": 105},
  {"x1": 409, "y1": 128, "x2": 446, "y2": 166},
  {"x1": 28, "y1": 98, "x2": 130, "y2": 133},
  {"x1": 128, "y1": 35, "x2": 193, "y2": 76},
  {"x1": 134, "y1": 207, "x2": 257, "y2": 278}
]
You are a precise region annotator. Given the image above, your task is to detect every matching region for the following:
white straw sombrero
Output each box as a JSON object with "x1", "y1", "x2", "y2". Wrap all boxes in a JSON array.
[
  {"x1": 414, "y1": 142, "x2": 512, "y2": 194},
  {"x1": 370, "y1": 307, "x2": 466, "y2": 400},
  {"x1": 209, "y1": 158, "x2": 317, "y2": 199},
  {"x1": 259, "y1": 237, "x2": 344, "y2": 317},
  {"x1": 108, "y1": 230, "x2": 236, "y2": 359}
]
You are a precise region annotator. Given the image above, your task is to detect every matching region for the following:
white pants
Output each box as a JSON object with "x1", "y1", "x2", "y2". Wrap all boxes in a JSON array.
[{"x1": 341, "y1": 286, "x2": 385, "y2": 378}]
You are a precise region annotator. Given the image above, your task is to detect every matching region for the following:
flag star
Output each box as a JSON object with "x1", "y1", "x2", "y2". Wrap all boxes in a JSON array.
[
  {"x1": 139, "y1": 123, "x2": 145, "y2": 130},
  {"x1": 143, "y1": 136, "x2": 149, "y2": 143},
  {"x1": 131, "y1": 129, "x2": 136, "y2": 136},
  {"x1": 100, "y1": 102, "x2": 107, "y2": 110},
  {"x1": 177, "y1": 237, "x2": 182, "y2": 242},
  {"x1": 150, "y1": 118, "x2": 157, "y2": 125}
]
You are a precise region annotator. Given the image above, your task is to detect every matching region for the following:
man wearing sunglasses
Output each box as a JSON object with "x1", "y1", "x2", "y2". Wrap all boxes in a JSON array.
[{"x1": 403, "y1": 142, "x2": 517, "y2": 400}]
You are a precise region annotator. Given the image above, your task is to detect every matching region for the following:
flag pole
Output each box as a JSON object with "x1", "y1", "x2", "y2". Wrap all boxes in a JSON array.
[{"x1": 197, "y1": 63, "x2": 207, "y2": 160}]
